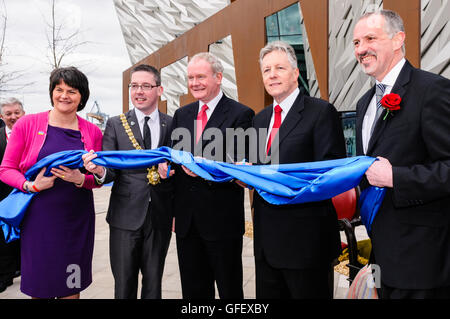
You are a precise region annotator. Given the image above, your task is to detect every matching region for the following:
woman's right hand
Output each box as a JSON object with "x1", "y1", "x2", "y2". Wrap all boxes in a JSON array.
[
  {"x1": 82, "y1": 150, "x2": 105, "y2": 177},
  {"x1": 32, "y1": 167, "x2": 57, "y2": 191}
]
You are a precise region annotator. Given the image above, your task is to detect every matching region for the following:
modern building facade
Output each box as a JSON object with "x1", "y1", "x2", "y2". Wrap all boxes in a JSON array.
[{"x1": 114, "y1": 0, "x2": 449, "y2": 156}]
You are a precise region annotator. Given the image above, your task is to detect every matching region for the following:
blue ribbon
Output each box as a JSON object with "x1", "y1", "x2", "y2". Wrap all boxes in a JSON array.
[{"x1": 0, "y1": 147, "x2": 384, "y2": 242}]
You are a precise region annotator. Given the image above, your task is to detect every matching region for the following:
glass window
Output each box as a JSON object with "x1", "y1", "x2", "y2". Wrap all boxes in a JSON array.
[
  {"x1": 265, "y1": 14, "x2": 279, "y2": 37},
  {"x1": 341, "y1": 112, "x2": 357, "y2": 157},
  {"x1": 267, "y1": 36, "x2": 279, "y2": 43},
  {"x1": 278, "y1": 4, "x2": 302, "y2": 36},
  {"x1": 280, "y1": 35, "x2": 303, "y2": 46},
  {"x1": 264, "y1": 3, "x2": 309, "y2": 94}
]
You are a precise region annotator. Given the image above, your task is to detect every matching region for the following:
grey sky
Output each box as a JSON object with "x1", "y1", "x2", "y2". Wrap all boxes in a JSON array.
[{"x1": 1, "y1": 0, "x2": 130, "y2": 117}]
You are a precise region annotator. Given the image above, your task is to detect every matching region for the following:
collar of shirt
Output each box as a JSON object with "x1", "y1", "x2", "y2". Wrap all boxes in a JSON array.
[
  {"x1": 362, "y1": 58, "x2": 406, "y2": 154},
  {"x1": 5, "y1": 126, "x2": 12, "y2": 137},
  {"x1": 134, "y1": 106, "x2": 160, "y2": 137},
  {"x1": 135, "y1": 106, "x2": 159, "y2": 125},
  {"x1": 265, "y1": 88, "x2": 300, "y2": 148},
  {"x1": 198, "y1": 90, "x2": 223, "y2": 119},
  {"x1": 272, "y1": 87, "x2": 300, "y2": 123},
  {"x1": 377, "y1": 58, "x2": 406, "y2": 93}
]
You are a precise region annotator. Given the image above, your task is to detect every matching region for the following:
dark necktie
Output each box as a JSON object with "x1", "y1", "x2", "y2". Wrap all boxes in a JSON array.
[
  {"x1": 370, "y1": 83, "x2": 387, "y2": 136},
  {"x1": 144, "y1": 116, "x2": 152, "y2": 149}
]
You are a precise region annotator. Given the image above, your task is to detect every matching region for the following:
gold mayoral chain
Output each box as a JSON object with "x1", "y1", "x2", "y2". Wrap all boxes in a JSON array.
[{"x1": 120, "y1": 114, "x2": 160, "y2": 185}]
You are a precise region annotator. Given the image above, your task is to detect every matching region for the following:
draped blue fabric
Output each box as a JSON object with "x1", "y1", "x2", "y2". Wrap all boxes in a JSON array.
[
  {"x1": 359, "y1": 185, "x2": 386, "y2": 233},
  {"x1": 0, "y1": 147, "x2": 385, "y2": 242}
]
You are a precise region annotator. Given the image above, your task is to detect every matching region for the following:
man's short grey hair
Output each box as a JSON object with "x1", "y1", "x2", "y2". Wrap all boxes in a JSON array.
[
  {"x1": 189, "y1": 52, "x2": 224, "y2": 75},
  {"x1": 0, "y1": 97, "x2": 24, "y2": 114},
  {"x1": 259, "y1": 41, "x2": 297, "y2": 69},
  {"x1": 360, "y1": 9, "x2": 405, "y2": 53}
]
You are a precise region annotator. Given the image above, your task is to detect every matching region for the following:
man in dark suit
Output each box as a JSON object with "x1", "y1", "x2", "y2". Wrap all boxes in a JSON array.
[
  {"x1": 251, "y1": 41, "x2": 346, "y2": 298},
  {"x1": 159, "y1": 52, "x2": 254, "y2": 299},
  {"x1": 353, "y1": 10, "x2": 450, "y2": 299},
  {"x1": 83, "y1": 65, "x2": 173, "y2": 299},
  {"x1": 0, "y1": 98, "x2": 25, "y2": 293}
]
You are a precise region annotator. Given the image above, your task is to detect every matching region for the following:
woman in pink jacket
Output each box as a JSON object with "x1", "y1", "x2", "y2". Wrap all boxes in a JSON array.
[{"x1": 0, "y1": 67, "x2": 103, "y2": 299}]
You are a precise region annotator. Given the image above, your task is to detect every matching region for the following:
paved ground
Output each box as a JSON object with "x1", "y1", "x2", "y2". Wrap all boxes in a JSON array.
[{"x1": 0, "y1": 186, "x2": 367, "y2": 299}]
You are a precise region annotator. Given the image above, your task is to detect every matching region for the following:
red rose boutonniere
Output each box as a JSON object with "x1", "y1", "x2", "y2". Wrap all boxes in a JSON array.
[{"x1": 380, "y1": 93, "x2": 401, "y2": 120}]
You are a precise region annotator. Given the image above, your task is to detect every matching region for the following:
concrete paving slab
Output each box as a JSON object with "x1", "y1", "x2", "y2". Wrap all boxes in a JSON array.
[{"x1": 0, "y1": 186, "x2": 352, "y2": 299}]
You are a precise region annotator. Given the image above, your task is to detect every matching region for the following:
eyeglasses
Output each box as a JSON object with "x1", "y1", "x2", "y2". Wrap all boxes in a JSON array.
[{"x1": 128, "y1": 83, "x2": 159, "y2": 91}]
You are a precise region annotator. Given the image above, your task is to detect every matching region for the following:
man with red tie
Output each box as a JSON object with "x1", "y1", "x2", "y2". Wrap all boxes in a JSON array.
[
  {"x1": 0, "y1": 97, "x2": 25, "y2": 293},
  {"x1": 251, "y1": 41, "x2": 346, "y2": 298},
  {"x1": 159, "y1": 52, "x2": 254, "y2": 298}
]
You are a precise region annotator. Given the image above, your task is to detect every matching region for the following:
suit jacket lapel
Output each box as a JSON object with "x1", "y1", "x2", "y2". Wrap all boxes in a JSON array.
[
  {"x1": 261, "y1": 106, "x2": 273, "y2": 129},
  {"x1": 197, "y1": 95, "x2": 228, "y2": 148},
  {"x1": 267, "y1": 93, "x2": 304, "y2": 159},
  {"x1": 389, "y1": 60, "x2": 412, "y2": 101},
  {"x1": 0, "y1": 127, "x2": 6, "y2": 156},
  {"x1": 356, "y1": 86, "x2": 375, "y2": 155},
  {"x1": 277, "y1": 93, "x2": 304, "y2": 147},
  {"x1": 204, "y1": 95, "x2": 228, "y2": 132},
  {"x1": 158, "y1": 111, "x2": 169, "y2": 147},
  {"x1": 255, "y1": 106, "x2": 273, "y2": 164},
  {"x1": 127, "y1": 109, "x2": 144, "y2": 149},
  {"x1": 367, "y1": 61, "x2": 412, "y2": 154},
  {"x1": 186, "y1": 104, "x2": 197, "y2": 148}
]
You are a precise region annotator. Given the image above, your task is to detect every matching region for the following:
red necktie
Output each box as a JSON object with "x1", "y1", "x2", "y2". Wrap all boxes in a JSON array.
[
  {"x1": 196, "y1": 104, "x2": 209, "y2": 143},
  {"x1": 266, "y1": 104, "x2": 282, "y2": 154}
]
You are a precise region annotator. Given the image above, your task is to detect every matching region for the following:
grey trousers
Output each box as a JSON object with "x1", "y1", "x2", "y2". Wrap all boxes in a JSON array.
[{"x1": 109, "y1": 207, "x2": 171, "y2": 299}]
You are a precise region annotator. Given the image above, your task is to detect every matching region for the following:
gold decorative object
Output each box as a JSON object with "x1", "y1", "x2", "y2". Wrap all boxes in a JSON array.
[
  {"x1": 244, "y1": 221, "x2": 253, "y2": 239},
  {"x1": 147, "y1": 167, "x2": 160, "y2": 185},
  {"x1": 120, "y1": 114, "x2": 160, "y2": 185}
]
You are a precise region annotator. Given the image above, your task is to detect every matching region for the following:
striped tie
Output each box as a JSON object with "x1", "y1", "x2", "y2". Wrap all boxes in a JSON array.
[{"x1": 370, "y1": 83, "x2": 387, "y2": 136}]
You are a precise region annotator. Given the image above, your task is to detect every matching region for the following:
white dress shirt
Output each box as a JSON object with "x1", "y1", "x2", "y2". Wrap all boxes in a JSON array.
[
  {"x1": 362, "y1": 58, "x2": 406, "y2": 154},
  {"x1": 198, "y1": 90, "x2": 223, "y2": 120},
  {"x1": 265, "y1": 87, "x2": 300, "y2": 149},
  {"x1": 134, "y1": 107, "x2": 161, "y2": 150},
  {"x1": 94, "y1": 107, "x2": 160, "y2": 186},
  {"x1": 5, "y1": 126, "x2": 12, "y2": 141}
]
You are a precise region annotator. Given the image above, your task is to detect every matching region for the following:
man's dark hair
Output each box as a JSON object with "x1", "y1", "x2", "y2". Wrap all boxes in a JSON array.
[
  {"x1": 130, "y1": 64, "x2": 161, "y2": 86},
  {"x1": 49, "y1": 66, "x2": 90, "y2": 112}
]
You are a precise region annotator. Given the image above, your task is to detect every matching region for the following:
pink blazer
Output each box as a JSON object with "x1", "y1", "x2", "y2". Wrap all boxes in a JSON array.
[{"x1": 0, "y1": 111, "x2": 103, "y2": 191}]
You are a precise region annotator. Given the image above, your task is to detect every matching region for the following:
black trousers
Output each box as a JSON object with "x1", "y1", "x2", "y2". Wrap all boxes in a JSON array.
[
  {"x1": 0, "y1": 229, "x2": 20, "y2": 282},
  {"x1": 109, "y1": 205, "x2": 172, "y2": 299},
  {"x1": 255, "y1": 252, "x2": 332, "y2": 299},
  {"x1": 176, "y1": 225, "x2": 243, "y2": 299}
]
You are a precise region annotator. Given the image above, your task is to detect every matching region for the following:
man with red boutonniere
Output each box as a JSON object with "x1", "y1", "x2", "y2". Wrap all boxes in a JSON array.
[
  {"x1": 353, "y1": 10, "x2": 450, "y2": 299},
  {"x1": 380, "y1": 93, "x2": 401, "y2": 120}
]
